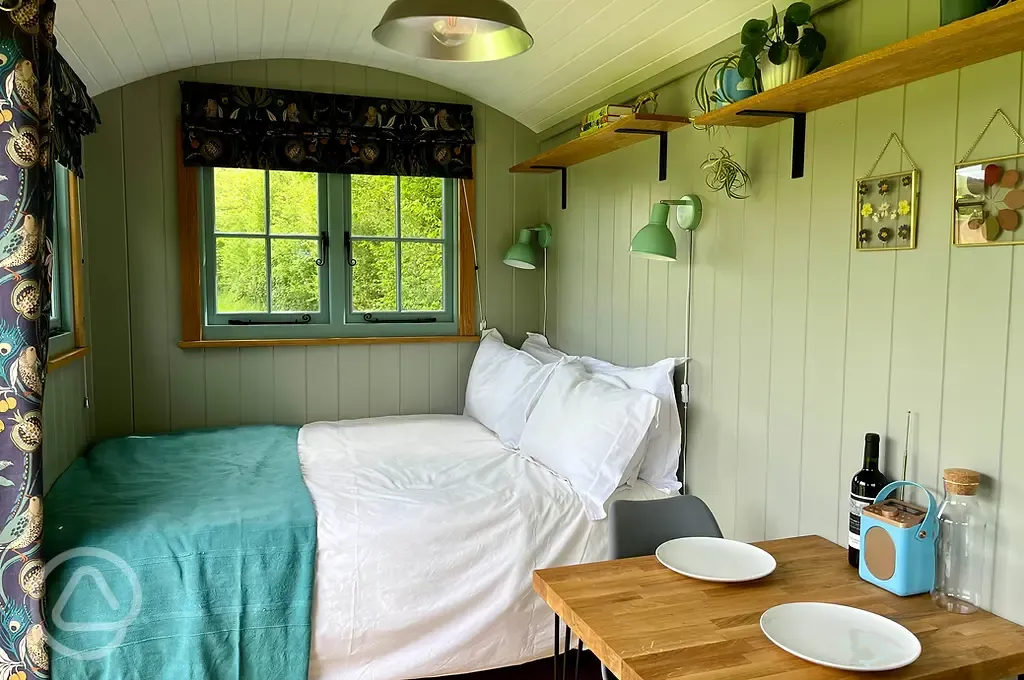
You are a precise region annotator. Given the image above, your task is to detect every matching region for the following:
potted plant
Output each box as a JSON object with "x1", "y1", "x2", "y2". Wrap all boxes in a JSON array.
[{"x1": 738, "y1": 2, "x2": 826, "y2": 91}]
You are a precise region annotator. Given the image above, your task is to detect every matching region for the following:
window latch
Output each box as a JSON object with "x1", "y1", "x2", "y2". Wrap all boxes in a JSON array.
[
  {"x1": 316, "y1": 230, "x2": 329, "y2": 267},
  {"x1": 343, "y1": 231, "x2": 356, "y2": 266}
]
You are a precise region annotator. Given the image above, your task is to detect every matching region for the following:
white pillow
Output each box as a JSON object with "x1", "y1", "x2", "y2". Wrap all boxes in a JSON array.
[
  {"x1": 521, "y1": 333, "x2": 685, "y2": 493},
  {"x1": 464, "y1": 329, "x2": 560, "y2": 448},
  {"x1": 521, "y1": 333, "x2": 567, "y2": 364},
  {"x1": 519, "y1": 362, "x2": 660, "y2": 520}
]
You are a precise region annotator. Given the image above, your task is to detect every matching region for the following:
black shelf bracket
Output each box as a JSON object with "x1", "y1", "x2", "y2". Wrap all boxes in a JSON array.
[
  {"x1": 533, "y1": 165, "x2": 567, "y2": 210},
  {"x1": 737, "y1": 110, "x2": 807, "y2": 179},
  {"x1": 615, "y1": 129, "x2": 670, "y2": 181}
]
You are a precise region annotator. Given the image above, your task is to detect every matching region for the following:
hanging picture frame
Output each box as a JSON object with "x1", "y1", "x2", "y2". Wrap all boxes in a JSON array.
[
  {"x1": 854, "y1": 133, "x2": 920, "y2": 252},
  {"x1": 953, "y1": 110, "x2": 1024, "y2": 247}
]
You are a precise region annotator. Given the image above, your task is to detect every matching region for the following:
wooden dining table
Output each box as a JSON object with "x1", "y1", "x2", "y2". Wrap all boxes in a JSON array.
[{"x1": 533, "y1": 535, "x2": 1024, "y2": 680}]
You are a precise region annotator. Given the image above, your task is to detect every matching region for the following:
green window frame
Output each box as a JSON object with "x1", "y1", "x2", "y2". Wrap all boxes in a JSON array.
[
  {"x1": 49, "y1": 162, "x2": 75, "y2": 357},
  {"x1": 198, "y1": 168, "x2": 458, "y2": 340}
]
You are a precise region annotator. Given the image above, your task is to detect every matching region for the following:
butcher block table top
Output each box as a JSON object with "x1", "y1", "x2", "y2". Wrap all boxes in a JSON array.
[{"x1": 533, "y1": 535, "x2": 1024, "y2": 680}]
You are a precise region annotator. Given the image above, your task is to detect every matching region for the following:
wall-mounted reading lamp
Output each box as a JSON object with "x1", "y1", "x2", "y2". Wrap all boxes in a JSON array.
[
  {"x1": 629, "y1": 195, "x2": 702, "y2": 262},
  {"x1": 503, "y1": 223, "x2": 552, "y2": 269},
  {"x1": 503, "y1": 223, "x2": 552, "y2": 333}
]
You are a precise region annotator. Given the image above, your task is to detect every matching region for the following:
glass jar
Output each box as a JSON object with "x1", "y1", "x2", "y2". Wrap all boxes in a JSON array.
[{"x1": 932, "y1": 468, "x2": 984, "y2": 614}]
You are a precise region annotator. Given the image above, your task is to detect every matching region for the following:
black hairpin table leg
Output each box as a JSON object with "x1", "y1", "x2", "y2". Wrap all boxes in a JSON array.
[
  {"x1": 554, "y1": 615, "x2": 561, "y2": 680},
  {"x1": 563, "y1": 622, "x2": 571, "y2": 680},
  {"x1": 575, "y1": 637, "x2": 583, "y2": 680}
]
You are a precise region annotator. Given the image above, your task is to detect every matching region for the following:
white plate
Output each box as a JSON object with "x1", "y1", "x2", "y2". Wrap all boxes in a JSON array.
[
  {"x1": 760, "y1": 602, "x2": 922, "y2": 672},
  {"x1": 655, "y1": 536, "x2": 777, "y2": 582}
]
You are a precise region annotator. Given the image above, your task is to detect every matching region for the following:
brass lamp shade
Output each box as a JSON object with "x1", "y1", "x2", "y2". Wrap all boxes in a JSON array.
[{"x1": 373, "y1": 0, "x2": 534, "y2": 62}]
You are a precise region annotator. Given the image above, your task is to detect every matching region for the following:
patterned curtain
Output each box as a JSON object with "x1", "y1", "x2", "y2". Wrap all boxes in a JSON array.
[
  {"x1": 50, "y1": 49, "x2": 99, "y2": 177},
  {"x1": 0, "y1": 0, "x2": 60, "y2": 678},
  {"x1": 180, "y1": 81, "x2": 475, "y2": 179}
]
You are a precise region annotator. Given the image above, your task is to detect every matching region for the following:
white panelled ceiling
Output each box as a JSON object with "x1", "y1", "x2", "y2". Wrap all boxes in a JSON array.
[{"x1": 55, "y1": 0, "x2": 775, "y2": 133}]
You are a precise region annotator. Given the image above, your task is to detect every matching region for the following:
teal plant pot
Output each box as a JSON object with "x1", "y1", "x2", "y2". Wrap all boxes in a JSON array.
[
  {"x1": 940, "y1": 0, "x2": 988, "y2": 25},
  {"x1": 715, "y1": 67, "x2": 756, "y2": 103}
]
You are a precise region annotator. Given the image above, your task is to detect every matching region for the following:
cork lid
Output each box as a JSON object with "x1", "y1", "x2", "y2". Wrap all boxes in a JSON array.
[{"x1": 943, "y1": 468, "x2": 981, "y2": 496}]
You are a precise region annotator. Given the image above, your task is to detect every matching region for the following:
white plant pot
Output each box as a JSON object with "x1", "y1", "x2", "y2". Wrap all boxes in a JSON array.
[{"x1": 759, "y1": 47, "x2": 810, "y2": 91}]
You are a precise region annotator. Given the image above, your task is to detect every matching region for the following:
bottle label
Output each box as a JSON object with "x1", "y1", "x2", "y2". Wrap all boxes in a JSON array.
[{"x1": 848, "y1": 493, "x2": 874, "y2": 550}]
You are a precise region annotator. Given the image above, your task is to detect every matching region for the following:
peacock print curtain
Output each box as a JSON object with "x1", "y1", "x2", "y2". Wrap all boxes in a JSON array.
[{"x1": 0, "y1": 0, "x2": 56, "y2": 678}]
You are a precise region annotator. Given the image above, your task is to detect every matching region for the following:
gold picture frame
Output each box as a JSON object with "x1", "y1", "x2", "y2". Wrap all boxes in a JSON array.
[
  {"x1": 952, "y1": 151, "x2": 1024, "y2": 247},
  {"x1": 854, "y1": 170, "x2": 919, "y2": 252}
]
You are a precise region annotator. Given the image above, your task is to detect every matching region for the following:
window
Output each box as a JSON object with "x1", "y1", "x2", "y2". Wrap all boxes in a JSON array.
[
  {"x1": 197, "y1": 168, "x2": 459, "y2": 341},
  {"x1": 49, "y1": 163, "x2": 76, "y2": 358}
]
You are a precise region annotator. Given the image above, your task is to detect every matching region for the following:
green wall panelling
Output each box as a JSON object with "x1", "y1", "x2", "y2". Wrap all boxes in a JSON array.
[
  {"x1": 82, "y1": 59, "x2": 541, "y2": 438},
  {"x1": 541, "y1": 0, "x2": 1024, "y2": 625}
]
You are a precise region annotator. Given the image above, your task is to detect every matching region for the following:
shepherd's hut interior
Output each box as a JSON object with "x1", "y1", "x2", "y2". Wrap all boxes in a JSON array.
[{"x1": 2, "y1": 0, "x2": 1024, "y2": 678}]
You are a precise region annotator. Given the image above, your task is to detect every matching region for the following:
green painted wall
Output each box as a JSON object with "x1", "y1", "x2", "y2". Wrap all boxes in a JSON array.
[
  {"x1": 544, "y1": 0, "x2": 1024, "y2": 622},
  {"x1": 81, "y1": 59, "x2": 546, "y2": 439}
]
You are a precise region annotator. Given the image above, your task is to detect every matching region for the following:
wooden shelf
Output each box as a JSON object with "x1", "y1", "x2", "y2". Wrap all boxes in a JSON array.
[
  {"x1": 510, "y1": 114, "x2": 688, "y2": 208},
  {"x1": 510, "y1": 114, "x2": 688, "y2": 174},
  {"x1": 696, "y1": 2, "x2": 1024, "y2": 130}
]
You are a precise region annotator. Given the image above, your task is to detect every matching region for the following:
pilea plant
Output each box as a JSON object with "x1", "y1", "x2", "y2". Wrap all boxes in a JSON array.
[{"x1": 738, "y1": 2, "x2": 826, "y2": 80}]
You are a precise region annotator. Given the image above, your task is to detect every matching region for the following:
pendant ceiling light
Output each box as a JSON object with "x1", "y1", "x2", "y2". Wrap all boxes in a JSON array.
[{"x1": 373, "y1": 0, "x2": 534, "y2": 62}]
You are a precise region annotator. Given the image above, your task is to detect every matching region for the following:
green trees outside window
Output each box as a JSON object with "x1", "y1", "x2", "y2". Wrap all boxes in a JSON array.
[{"x1": 199, "y1": 168, "x2": 457, "y2": 339}]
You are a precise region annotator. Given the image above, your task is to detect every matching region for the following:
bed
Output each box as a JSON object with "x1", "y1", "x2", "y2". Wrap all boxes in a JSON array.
[
  {"x1": 43, "y1": 415, "x2": 669, "y2": 680},
  {"x1": 300, "y1": 414, "x2": 667, "y2": 679}
]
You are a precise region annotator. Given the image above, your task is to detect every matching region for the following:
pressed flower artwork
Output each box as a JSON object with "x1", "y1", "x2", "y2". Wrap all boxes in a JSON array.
[
  {"x1": 954, "y1": 154, "x2": 1024, "y2": 246},
  {"x1": 856, "y1": 169, "x2": 919, "y2": 251}
]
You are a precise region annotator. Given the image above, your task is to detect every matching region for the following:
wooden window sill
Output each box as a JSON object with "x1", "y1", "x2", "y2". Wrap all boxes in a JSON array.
[
  {"x1": 48, "y1": 346, "x2": 90, "y2": 370},
  {"x1": 178, "y1": 335, "x2": 480, "y2": 349}
]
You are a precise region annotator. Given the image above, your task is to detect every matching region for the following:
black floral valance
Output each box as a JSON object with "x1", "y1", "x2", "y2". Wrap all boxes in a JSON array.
[
  {"x1": 179, "y1": 81, "x2": 475, "y2": 179},
  {"x1": 52, "y1": 49, "x2": 101, "y2": 177}
]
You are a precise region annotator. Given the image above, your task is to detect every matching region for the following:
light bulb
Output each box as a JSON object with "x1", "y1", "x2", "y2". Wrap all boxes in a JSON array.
[{"x1": 432, "y1": 16, "x2": 478, "y2": 48}]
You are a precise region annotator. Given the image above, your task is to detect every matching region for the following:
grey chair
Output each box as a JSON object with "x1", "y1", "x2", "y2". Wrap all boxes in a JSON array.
[{"x1": 601, "y1": 495, "x2": 723, "y2": 680}]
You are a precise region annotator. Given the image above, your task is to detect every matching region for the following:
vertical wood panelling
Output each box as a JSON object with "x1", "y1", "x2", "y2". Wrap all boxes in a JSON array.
[
  {"x1": 940, "y1": 54, "x2": 1021, "y2": 609},
  {"x1": 123, "y1": 75, "x2": 171, "y2": 433},
  {"x1": 798, "y1": 102, "x2": 856, "y2": 542},
  {"x1": 305, "y1": 346, "x2": 340, "y2": 423},
  {"x1": 734, "y1": 125, "x2": 778, "y2": 543},
  {"x1": 338, "y1": 345, "x2": 370, "y2": 420},
  {"x1": 544, "y1": 0, "x2": 1024, "y2": 626},
  {"x1": 84, "y1": 59, "x2": 541, "y2": 442},
  {"x1": 764, "y1": 116, "x2": 814, "y2": 539},
  {"x1": 369, "y1": 345, "x2": 401, "y2": 417},
  {"x1": 83, "y1": 89, "x2": 133, "y2": 439}
]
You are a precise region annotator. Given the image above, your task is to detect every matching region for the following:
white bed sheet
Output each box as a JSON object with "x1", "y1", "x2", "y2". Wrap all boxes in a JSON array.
[{"x1": 298, "y1": 414, "x2": 669, "y2": 680}]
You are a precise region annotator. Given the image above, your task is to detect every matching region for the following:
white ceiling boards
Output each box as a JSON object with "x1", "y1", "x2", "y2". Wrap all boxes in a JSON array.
[{"x1": 55, "y1": 0, "x2": 775, "y2": 133}]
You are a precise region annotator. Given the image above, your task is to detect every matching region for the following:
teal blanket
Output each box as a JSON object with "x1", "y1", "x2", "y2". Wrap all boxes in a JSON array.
[{"x1": 44, "y1": 426, "x2": 316, "y2": 680}]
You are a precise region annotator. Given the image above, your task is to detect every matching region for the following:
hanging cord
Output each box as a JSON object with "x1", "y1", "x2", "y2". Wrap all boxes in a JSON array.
[
  {"x1": 960, "y1": 109, "x2": 1024, "y2": 163},
  {"x1": 461, "y1": 180, "x2": 486, "y2": 331},
  {"x1": 543, "y1": 248, "x2": 548, "y2": 336},
  {"x1": 680, "y1": 229, "x2": 696, "y2": 493},
  {"x1": 865, "y1": 132, "x2": 919, "y2": 177}
]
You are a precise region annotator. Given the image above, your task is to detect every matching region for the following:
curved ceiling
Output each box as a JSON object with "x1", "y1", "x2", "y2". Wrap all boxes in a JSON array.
[{"x1": 55, "y1": 0, "x2": 774, "y2": 133}]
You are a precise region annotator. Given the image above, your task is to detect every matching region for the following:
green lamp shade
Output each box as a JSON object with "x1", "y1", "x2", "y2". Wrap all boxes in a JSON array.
[
  {"x1": 503, "y1": 228, "x2": 537, "y2": 269},
  {"x1": 630, "y1": 203, "x2": 677, "y2": 261}
]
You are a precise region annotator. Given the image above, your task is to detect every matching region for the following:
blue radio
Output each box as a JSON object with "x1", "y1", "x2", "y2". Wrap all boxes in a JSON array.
[{"x1": 858, "y1": 481, "x2": 938, "y2": 597}]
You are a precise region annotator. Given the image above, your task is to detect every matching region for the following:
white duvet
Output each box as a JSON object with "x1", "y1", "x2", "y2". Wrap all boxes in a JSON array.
[{"x1": 298, "y1": 414, "x2": 667, "y2": 680}]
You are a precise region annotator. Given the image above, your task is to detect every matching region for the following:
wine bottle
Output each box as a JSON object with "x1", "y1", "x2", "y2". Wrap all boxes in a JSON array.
[{"x1": 848, "y1": 433, "x2": 889, "y2": 568}]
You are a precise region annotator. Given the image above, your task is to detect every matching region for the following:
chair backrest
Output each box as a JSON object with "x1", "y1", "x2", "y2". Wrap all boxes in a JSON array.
[{"x1": 608, "y1": 494, "x2": 723, "y2": 559}]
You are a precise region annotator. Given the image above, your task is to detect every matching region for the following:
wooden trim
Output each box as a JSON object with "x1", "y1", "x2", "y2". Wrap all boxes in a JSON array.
[
  {"x1": 176, "y1": 121, "x2": 203, "y2": 342},
  {"x1": 66, "y1": 169, "x2": 88, "y2": 349},
  {"x1": 457, "y1": 175, "x2": 476, "y2": 337},
  {"x1": 47, "y1": 346, "x2": 90, "y2": 371},
  {"x1": 179, "y1": 335, "x2": 480, "y2": 349}
]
